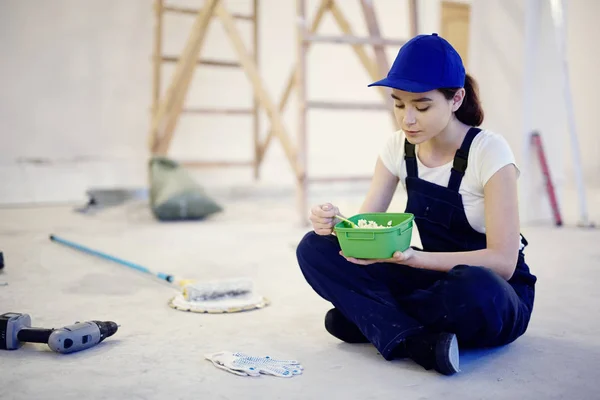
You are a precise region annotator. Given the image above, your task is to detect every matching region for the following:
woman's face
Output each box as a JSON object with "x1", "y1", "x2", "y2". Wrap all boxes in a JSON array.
[{"x1": 391, "y1": 88, "x2": 465, "y2": 144}]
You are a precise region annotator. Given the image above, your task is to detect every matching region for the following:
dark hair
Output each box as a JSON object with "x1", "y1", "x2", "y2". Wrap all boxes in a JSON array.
[{"x1": 438, "y1": 73, "x2": 484, "y2": 126}]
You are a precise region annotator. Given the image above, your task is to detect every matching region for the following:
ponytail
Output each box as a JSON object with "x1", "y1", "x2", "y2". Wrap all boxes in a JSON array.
[{"x1": 438, "y1": 73, "x2": 484, "y2": 126}]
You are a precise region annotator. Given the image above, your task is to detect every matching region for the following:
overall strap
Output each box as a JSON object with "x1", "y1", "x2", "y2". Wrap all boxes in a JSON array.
[
  {"x1": 404, "y1": 139, "x2": 418, "y2": 178},
  {"x1": 448, "y1": 127, "x2": 482, "y2": 192}
]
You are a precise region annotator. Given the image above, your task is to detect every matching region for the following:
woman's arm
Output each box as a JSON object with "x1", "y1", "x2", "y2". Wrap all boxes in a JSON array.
[
  {"x1": 359, "y1": 157, "x2": 400, "y2": 214},
  {"x1": 342, "y1": 164, "x2": 521, "y2": 280},
  {"x1": 404, "y1": 163, "x2": 521, "y2": 280}
]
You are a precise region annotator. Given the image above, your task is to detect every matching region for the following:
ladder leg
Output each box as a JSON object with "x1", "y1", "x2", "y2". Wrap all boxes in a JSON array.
[
  {"x1": 359, "y1": 0, "x2": 394, "y2": 119},
  {"x1": 150, "y1": 0, "x2": 163, "y2": 151},
  {"x1": 252, "y1": 0, "x2": 260, "y2": 180},
  {"x1": 408, "y1": 0, "x2": 419, "y2": 37},
  {"x1": 297, "y1": 0, "x2": 308, "y2": 226}
]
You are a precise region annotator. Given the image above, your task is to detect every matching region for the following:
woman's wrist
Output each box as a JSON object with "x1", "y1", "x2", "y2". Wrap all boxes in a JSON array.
[{"x1": 405, "y1": 247, "x2": 420, "y2": 267}]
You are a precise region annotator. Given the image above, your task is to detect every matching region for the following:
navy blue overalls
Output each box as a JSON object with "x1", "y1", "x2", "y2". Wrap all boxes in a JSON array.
[{"x1": 296, "y1": 128, "x2": 537, "y2": 360}]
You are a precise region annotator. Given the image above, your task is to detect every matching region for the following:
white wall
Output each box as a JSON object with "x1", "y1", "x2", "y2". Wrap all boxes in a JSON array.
[
  {"x1": 468, "y1": 0, "x2": 600, "y2": 224},
  {"x1": 1, "y1": 0, "x2": 597, "y2": 223},
  {"x1": 0, "y1": 0, "x2": 152, "y2": 204}
]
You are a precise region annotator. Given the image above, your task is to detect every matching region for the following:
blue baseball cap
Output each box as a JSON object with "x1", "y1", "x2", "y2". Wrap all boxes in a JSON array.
[{"x1": 368, "y1": 33, "x2": 465, "y2": 93}]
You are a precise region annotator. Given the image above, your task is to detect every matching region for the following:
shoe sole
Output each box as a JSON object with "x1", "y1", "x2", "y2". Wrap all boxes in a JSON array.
[{"x1": 435, "y1": 333, "x2": 460, "y2": 375}]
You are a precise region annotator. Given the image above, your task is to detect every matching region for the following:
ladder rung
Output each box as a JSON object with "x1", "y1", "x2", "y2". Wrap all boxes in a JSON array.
[
  {"x1": 161, "y1": 56, "x2": 241, "y2": 68},
  {"x1": 181, "y1": 161, "x2": 254, "y2": 168},
  {"x1": 303, "y1": 34, "x2": 405, "y2": 46},
  {"x1": 308, "y1": 176, "x2": 372, "y2": 183},
  {"x1": 163, "y1": 5, "x2": 254, "y2": 21},
  {"x1": 307, "y1": 101, "x2": 389, "y2": 111},
  {"x1": 183, "y1": 107, "x2": 254, "y2": 115}
]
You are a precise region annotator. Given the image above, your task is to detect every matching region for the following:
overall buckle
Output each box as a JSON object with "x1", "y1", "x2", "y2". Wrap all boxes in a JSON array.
[{"x1": 452, "y1": 149, "x2": 468, "y2": 174}]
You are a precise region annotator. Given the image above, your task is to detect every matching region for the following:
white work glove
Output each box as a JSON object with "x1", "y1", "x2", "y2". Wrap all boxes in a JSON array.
[{"x1": 205, "y1": 351, "x2": 303, "y2": 378}]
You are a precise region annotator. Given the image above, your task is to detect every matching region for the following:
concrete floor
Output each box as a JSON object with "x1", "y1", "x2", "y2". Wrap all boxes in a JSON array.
[{"x1": 1, "y1": 187, "x2": 599, "y2": 400}]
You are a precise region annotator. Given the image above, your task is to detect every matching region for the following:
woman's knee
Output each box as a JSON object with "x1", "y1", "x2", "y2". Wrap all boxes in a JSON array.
[
  {"x1": 445, "y1": 265, "x2": 531, "y2": 347},
  {"x1": 296, "y1": 231, "x2": 341, "y2": 268},
  {"x1": 441, "y1": 265, "x2": 515, "y2": 315},
  {"x1": 448, "y1": 265, "x2": 506, "y2": 292}
]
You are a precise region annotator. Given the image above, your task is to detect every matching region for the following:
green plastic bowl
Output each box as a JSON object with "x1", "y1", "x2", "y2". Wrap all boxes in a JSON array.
[{"x1": 334, "y1": 213, "x2": 414, "y2": 259}]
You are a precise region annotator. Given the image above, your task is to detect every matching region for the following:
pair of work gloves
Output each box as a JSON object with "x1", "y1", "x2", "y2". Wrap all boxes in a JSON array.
[{"x1": 205, "y1": 351, "x2": 303, "y2": 378}]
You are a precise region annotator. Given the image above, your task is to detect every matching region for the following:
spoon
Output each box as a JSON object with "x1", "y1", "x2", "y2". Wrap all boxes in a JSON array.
[{"x1": 335, "y1": 215, "x2": 358, "y2": 228}]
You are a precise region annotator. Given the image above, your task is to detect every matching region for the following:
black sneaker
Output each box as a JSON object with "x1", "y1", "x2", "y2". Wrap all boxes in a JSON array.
[
  {"x1": 403, "y1": 332, "x2": 460, "y2": 375},
  {"x1": 324, "y1": 308, "x2": 370, "y2": 344}
]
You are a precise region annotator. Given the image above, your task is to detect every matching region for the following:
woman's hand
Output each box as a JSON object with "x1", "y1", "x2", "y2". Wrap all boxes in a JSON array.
[
  {"x1": 340, "y1": 247, "x2": 417, "y2": 266},
  {"x1": 309, "y1": 203, "x2": 341, "y2": 236}
]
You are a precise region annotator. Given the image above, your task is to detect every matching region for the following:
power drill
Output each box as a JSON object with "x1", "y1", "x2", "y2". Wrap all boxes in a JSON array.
[{"x1": 0, "y1": 312, "x2": 118, "y2": 354}]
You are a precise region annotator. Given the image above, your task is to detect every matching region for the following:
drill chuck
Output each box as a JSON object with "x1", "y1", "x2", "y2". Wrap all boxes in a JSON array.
[{"x1": 94, "y1": 320, "x2": 119, "y2": 341}]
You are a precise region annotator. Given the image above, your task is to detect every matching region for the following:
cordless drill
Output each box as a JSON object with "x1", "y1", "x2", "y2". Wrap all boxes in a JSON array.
[{"x1": 0, "y1": 312, "x2": 118, "y2": 354}]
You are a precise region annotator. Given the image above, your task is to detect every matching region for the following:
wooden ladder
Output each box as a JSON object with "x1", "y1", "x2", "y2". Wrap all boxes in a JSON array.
[
  {"x1": 149, "y1": 1, "x2": 419, "y2": 224},
  {"x1": 150, "y1": 0, "x2": 267, "y2": 179}
]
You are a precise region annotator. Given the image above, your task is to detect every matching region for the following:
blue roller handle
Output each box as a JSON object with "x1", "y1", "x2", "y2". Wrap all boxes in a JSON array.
[{"x1": 49, "y1": 234, "x2": 174, "y2": 283}]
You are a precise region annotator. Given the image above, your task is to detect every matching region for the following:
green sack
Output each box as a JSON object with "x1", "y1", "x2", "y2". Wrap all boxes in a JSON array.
[{"x1": 149, "y1": 156, "x2": 223, "y2": 221}]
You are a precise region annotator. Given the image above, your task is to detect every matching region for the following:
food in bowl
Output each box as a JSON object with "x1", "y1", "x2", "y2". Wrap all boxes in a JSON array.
[{"x1": 356, "y1": 219, "x2": 393, "y2": 229}]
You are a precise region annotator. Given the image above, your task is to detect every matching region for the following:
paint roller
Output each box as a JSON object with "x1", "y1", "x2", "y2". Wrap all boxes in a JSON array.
[{"x1": 48, "y1": 234, "x2": 253, "y2": 301}]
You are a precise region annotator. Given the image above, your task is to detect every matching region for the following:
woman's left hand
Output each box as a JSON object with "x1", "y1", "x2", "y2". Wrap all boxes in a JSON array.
[{"x1": 339, "y1": 247, "x2": 417, "y2": 266}]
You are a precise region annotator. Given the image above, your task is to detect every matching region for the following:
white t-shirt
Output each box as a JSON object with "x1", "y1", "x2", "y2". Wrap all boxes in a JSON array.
[{"x1": 380, "y1": 129, "x2": 520, "y2": 235}]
